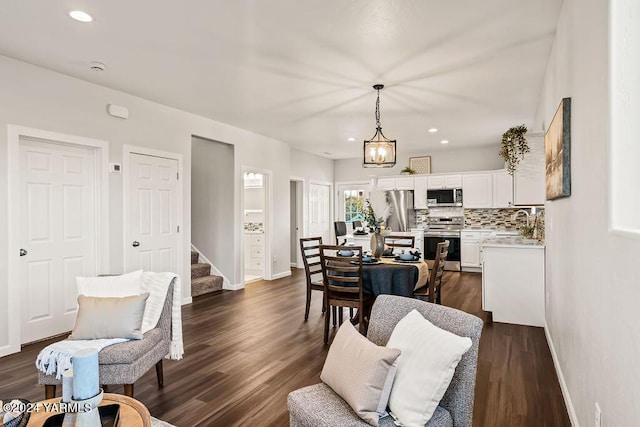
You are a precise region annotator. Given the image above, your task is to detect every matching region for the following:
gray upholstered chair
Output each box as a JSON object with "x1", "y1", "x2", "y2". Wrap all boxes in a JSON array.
[
  {"x1": 38, "y1": 282, "x2": 174, "y2": 399},
  {"x1": 287, "y1": 295, "x2": 483, "y2": 427}
]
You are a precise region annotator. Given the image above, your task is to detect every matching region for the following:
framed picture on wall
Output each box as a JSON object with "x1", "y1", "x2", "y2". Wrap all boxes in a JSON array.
[
  {"x1": 545, "y1": 97, "x2": 571, "y2": 200},
  {"x1": 409, "y1": 156, "x2": 432, "y2": 174}
]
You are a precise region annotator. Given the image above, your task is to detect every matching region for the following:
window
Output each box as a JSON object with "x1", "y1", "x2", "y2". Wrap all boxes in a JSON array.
[
  {"x1": 611, "y1": 0, "x2": 640, "y2": 234},
  {"x1": 344, "y1": 189, "x2": 365, "y2": 223}
]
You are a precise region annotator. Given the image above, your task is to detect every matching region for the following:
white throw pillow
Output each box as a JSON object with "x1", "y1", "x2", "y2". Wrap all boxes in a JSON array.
[
  {"x1": 386, "y1": 309, "x2": 472, "y2": 427},
  {"x1": 321, "y1": 321, "x2": 401, "y2": 426},
  {"x1": 76, "y1": 270, "x2": 143, "y2": 297}
]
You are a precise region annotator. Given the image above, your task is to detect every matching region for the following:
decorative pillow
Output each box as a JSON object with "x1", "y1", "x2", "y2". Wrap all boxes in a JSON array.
[
  {"x1": 76, "y1": 270, "x2": 143, "y2": 297},
  {"x1": 386, "y1": 309, "x2": 472, "y2": 427},
  {"x1": 320, "y1": 321, "x2": 401, "y2": 426},
  {"x1": 69, "y1": 293, "x2": 150, "y2": 340}
]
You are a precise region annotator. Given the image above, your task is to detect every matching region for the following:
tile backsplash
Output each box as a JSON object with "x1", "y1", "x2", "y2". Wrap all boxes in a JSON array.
[
  {"x1": 244, "y1": 222, "x2": 264, "y2": 232},
  {"x1": 464, "y1": 208, "x2": 545, "y2": 239}
]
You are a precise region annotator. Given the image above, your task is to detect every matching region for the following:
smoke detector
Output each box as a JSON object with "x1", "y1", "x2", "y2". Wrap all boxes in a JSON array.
[{"x1": 89, "y1": 61, "x2": 106, "y2": 72}]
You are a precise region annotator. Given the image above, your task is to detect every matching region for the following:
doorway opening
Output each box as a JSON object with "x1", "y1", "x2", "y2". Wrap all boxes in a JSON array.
[
  {"x1": 243, "y1": 171, "x2": 267, "y2": 282},
  {"x1": 290, "y1": 179, "x2": 304, "y2": 268}
]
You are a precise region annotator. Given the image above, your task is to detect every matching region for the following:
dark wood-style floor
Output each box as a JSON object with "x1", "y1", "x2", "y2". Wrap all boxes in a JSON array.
[{"x1": 0, "y1": 270, "x2": 570, "y2": 426}]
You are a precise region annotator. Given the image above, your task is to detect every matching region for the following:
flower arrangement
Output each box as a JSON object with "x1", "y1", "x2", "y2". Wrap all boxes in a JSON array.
[{"x1": 364, "y1": 199, "x2": 385, "y2": 230}]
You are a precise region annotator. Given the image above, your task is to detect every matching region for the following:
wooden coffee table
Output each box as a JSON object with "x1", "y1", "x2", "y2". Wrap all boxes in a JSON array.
[{"x1": 27, "y1": 393, "x2": 151, "y2": 426}]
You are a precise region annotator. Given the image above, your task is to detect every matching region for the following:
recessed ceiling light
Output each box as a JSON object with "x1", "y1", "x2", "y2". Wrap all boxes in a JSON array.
[
  {"x1": 440, "y1": 140, "x2": 449, "y2": 144},
  {"x1": 69, "y1": 10, "x2": 93, "y2": 22},
  {"x1": 428, "y1": 128, "x2": 438, "y2": 133},
  {"x1": 347, "y1": 137, "x2": 356, "y2": 142}
]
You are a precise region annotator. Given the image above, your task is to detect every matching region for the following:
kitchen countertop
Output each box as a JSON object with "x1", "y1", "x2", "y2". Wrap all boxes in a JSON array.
[
  {"x1": 351, "y1": 230, "x2": 423, "y2": 238},
  {"x1": 244, "y1": 230, "x2": 264, "y2": 234},
  {"x1": 481, "y1": 237, "x2": 545, "y2": 248},
  {"x1": 462, "y1": 227, "x2": 519, "y2": 232}
]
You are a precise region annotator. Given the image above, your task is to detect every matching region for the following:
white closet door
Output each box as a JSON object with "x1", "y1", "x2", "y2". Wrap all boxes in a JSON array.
[
  {"x1": 309, "y1": 182, "x2": 331, "y2": 244},
  {"x1": 126, "y1": 153, "x2": 179, "y2": 273},
  {"x1": 19, "y1": 139, "x2": 96, "y2": 343}
]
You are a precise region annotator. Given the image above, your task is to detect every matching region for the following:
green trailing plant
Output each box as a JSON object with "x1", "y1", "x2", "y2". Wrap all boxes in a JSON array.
[
  {"x1": 400, "y1": 166, "x2": 416, "y2": 175},
  {"x1": 499, "y1": 124, "x2": 529, "y2": 174}
]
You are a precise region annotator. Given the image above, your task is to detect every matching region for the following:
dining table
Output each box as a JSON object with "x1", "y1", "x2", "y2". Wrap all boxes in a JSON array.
[{"x1": 358, "y1": 256, "x2": 430, "y2": 298}]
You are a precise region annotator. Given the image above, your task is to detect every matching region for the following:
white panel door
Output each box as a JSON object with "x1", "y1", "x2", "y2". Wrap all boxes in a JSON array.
[
  {"x1": 126, "y1": 153, "x2": 179, "y2": 273},
  {"x1": 19, "y1": 139, "x2": 96, "y2": 343},
  {"x1": 309, "y1": 182, "x2": 331, "y2": 244}
]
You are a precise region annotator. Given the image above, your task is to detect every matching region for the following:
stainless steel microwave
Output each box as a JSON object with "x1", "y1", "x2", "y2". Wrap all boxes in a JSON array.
[{"x1": 426, "y1": 188, "x2": 463, "y2": 207}]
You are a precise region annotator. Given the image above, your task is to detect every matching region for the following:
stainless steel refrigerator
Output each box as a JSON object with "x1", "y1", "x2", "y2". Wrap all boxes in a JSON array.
[{"x1": 370, "y1": 190, "x2": 416, "y2": 232}]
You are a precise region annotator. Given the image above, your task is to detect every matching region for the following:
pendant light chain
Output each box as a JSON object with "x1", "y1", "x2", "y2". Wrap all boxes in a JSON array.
[{"x1": 375, "y1": 88, "x2": 381, "y2": 128}]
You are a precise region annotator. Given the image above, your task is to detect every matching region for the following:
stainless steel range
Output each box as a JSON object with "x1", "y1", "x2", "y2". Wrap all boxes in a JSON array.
[{"x1": 424, "y1": 217, "x2": 464, "y2": 271}]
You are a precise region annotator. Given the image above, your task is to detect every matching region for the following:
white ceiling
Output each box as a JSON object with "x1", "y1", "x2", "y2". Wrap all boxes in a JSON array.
[{"x1": 0, "y1": 1, "x2": 563, "y2": 159}]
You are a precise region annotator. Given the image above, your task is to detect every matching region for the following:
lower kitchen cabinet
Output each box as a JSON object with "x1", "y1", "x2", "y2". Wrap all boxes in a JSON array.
[{"x1": 481, "y1": 245, "x2": 545, "y2": 327}]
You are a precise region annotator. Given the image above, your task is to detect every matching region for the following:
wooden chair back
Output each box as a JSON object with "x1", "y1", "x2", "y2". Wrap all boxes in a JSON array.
[
  {"x1": 384, "y1": 235, "x2": 415, "y2": 249},
  {"x1": 319, "y1": 245, "x2": 363, "y2": 296},
  {"x1": 300, "y1": 237, "x2": 323, "y2": 286},
  {"x1": 334, "y1": 221, "x2": 348, "y2": 245},
  {"x1": 428, "y1": 240, "x2": 450, "y2": 303}
]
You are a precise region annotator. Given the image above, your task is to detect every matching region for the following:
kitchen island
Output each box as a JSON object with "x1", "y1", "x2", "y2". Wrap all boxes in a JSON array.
[{"x1": 481, "y1": 238, "x2": 545, "y2": 327}]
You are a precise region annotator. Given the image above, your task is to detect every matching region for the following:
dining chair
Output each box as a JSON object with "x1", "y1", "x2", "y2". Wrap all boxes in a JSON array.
[
  {"x1": 384, "y1": 234, "x2": 415, "y2": 249},
  {"x1": 319, "y1": 245, "x2": 373, "y2": 344},
  {"x1": 334, "y1": 221, "x2": 348, "y2": 245},
  {"x1": 352, "y1": 220, "x2": 363, "y2": 229},
  {"x1": 299, "y1": 237, "x2": 326, "y2": 321},
  {"x1": 414, "y1": 240, "x2": 449, "y2": 304}
]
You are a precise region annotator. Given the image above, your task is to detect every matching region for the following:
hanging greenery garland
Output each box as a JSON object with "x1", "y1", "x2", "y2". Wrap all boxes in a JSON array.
[{"x1": 499, "y1": 124, "x2": 529, "y2": 174}]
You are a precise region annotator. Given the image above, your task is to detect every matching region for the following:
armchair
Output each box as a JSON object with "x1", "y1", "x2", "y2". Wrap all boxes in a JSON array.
[{"x1": 38, "y1": 282, "x2": 174, "y2": 399}]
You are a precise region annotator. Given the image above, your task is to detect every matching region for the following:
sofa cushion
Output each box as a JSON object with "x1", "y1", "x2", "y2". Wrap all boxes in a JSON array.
[
  {"x1": 98, "y1": 328, "x2": 163, "y2": 365},
  {"x1": 386, "y1": 309, "x2": 472, "y2": 427},
  {"x1": 287, "y1": 383, "x2": 453, "y2": 427},
  {"x1": 77, "y1": 270, "x2": 142, "y2": 297},
  {"x1": 320, "y1": 321, "x2": 400, "y2": 426},
  {"x1": 69, "y1": 293, "x2": 149, "y2": 340}
]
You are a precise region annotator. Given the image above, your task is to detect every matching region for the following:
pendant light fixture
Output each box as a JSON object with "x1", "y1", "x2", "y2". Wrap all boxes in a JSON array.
[{"x1": 363, "y1": 84, "x2": 396, "y2": 168}]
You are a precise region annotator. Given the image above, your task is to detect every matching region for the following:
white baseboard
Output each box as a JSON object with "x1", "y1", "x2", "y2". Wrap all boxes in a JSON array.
[
  {"x1": 224, "y1": 282, "x2": 245, "y2": 291},
  {"x1": 191, "y1": 244, "x2": 232, "y2": 289},
  {"x1": 182, "y1": 296, "x2": 193, "y2": 305},
  {"x1": 271, "y1": 270, "x2": 292, "y2": 280},
  {"x1": 545, "y1": 322, "x2": 579, "y2": 426}
]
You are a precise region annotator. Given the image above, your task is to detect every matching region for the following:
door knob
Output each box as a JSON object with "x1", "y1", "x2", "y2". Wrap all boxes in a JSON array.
[
  {"x1": 19, "y1": 248, "x2": 28, "y2": 257},
  {"x1": 132, "y1": 241, "x2": 140, "y2": 247}
]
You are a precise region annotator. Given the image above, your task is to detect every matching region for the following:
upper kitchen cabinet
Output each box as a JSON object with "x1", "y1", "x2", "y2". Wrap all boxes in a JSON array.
[
  {"x1": 376, "y1": 177, "x2": 414, "y2": 191},
  {"x1": 514, "y1": 133, "x2": 545, "y2": 205},
  {"x1": 427, "y1": 174, "x2": 462, "y2": 189},
  {"x1": 414, "y1": 177, "x2": 428, "y2": 209},
  {"x1": 463, "y1": 173, "x2": 493, "y2": 208},
  {"x1": 492, "y1": 170, "x2": 514, "y2": 208}
]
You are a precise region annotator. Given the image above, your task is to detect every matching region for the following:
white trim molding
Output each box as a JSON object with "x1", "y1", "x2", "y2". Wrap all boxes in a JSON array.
[
  {"x1": 545, "y1": 323, "x2": 579, "y2": 426},
  {"x1": 5, "y1": 125, "x2": 109, "y2": 356},
  {"x1": 191, "y1": 243, "x2": 232, "y2": 289},
  {"x1": 271, "y1": 270, "x2": 293, "y2": 280}
]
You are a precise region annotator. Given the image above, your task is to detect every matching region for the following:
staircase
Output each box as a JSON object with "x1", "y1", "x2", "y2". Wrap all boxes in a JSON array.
[{"x1": 191, "y1": 250, "x2": 224, "y2": 297}]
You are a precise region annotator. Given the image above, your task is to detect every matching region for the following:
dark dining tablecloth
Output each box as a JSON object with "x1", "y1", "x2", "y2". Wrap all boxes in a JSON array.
[{"x1": 362, "y1": 263, "x2": 419, "y2": 297}]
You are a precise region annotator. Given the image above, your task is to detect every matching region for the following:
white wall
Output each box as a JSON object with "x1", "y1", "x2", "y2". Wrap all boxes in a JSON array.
[
  {"x1": 535, "y1": 0, "x2": 640, "y2": 425},
  {"x1": 0, "y1": 55, "x2": 300, "y2": 353},
  {"x1": 191, "y1": 137, "x2": 234, "y2": 280},
  {"x1": 334, "y1": 144, "x2": 504, "y2": 181}
]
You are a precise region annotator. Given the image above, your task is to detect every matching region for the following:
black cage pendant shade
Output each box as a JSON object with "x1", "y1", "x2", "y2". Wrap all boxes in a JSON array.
[{"x1": 363, "y1": 84, "x2": 396, "y2": 168}]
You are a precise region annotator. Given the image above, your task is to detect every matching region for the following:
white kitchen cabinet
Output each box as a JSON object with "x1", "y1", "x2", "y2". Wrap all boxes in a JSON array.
[
  {"x1": 352, "y1": 235, "x2": 371, "y2": 253},
  {"x1": 376, "y1": 177, "x2": 396, "y2": 191},
  {"x1": 413, "y1": 177, "x2": 428, "y2": 209},
  {"x1": 376, "y1": 177, "x2": 414, "y2": 191},
  {"x1": 492, "y1": 170, "x2": 514, "y2": 208},
  {"x1": 461, "y1": 231, "x2": 481, "y2": 269},
  {"x1": 514, "y1": 134, "x2": 545, "y2": 205},
  {"x1": 427, "y1": 174, "x2": 462, "y2": 189},
  {"x1": 482, "y1": 245, "x2": 545, "y2": 327},
  {"x1": 444, "y1": 174, "x2": 463, "y2": 188},
  {"x1": 244, "y1": 233, "x2": 265, "y2": 272},
  {"x1": 462, "y1": 173, "x2": 493, "y2": 208}
]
